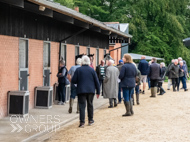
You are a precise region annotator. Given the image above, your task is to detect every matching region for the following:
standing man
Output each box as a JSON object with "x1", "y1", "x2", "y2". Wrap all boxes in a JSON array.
[
  {"x1": 96, "y1": 60, "x2": 106, "y2": 95},
  {"x1": 103, "y1": 60, "x2": 120, "y2": 108},
  {"x1": 67, "y1": 58, "x2": 81, "y2": 114},
  {"x1": 57, "y1": 60, "x2": 68, "y2": 105},
  {"x1": 148, "y1": 58, "x2": 160, "y2": 98},
  {"x1": 179, "y1": 61, "x2": 188, "y2": 91},
  {"x1": 117, "y1": 59, "x2": 124, "y2": 104},
  {"x1": 72, "y1": 55, "x2": 100, "y2": 128},
  {"x1": 169, "y1": 59, "x2": 180, "y2": 92},
  {"x1": 138, "y1": 56, "x2": 149, "y2": 94},
  {"x1": 166, "y1": 59, "x2": 174, "y2": 90}
]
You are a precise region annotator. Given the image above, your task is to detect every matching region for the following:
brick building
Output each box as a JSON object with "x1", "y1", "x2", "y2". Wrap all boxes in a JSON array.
[{"x1": 0, "y1": 0, "x2": 132, "y2": 118}]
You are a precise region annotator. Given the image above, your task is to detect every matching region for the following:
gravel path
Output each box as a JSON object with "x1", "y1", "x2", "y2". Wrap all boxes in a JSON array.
[{"x1": 47, "y1": 83, "x2": 190, "y2": 142}]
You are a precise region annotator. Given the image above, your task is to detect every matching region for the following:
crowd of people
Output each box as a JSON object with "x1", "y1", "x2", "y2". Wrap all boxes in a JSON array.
[{"x1": 56, "y1": 54, "x2": 189, "y2": 128}]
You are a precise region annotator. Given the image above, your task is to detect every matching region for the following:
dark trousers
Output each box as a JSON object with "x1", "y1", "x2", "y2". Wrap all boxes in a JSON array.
[
  {"x1": 158, "y1": 82, "x2": 165, "y2": 94},
  {"x1": 78, "y1": 93, "x2": 94, "y2": 123},
  {"x1": 172, "y1": 78, "x2": 179, "y2": 91},
  {"x1": 99, "y1": 78, "x2": 104, "y2": 96},
  {"x1": 150, "y1": 79, "x2": 158, "y2": 87},
  {"x1": 179, "y1": 76, "x2": 187, "y2": 89},
  {"x1": 58, "y1": 83, "x2": 65, "y2": 102},
  {"x1": 118, "y1": 83, "x2": 122, "y2": 103},
  {"x1": 148, "y1": 77, "x2": 151, "y2": 89}
]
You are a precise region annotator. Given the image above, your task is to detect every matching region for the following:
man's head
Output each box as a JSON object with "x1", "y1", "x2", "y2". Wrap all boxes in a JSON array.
[
  {"x1": 141, "y1": 56, "x2": 146, "y2": 60},
  {"x1": 76, "y1": 58, "x2": 82, "y2": 65},
  {"x1": 160, "y1": 62, "x2": 165, "y2": 68},
  {"x1": 81, "y1": 55, "x2": 90, "y2": 66},
  {"x1": 174, "y1": 59, "x2": 178, "y2": 65},
  {"x1": 108, "y1": 60, "x2": 114, "y2": 66},
  {"x1": 179, "y1": 61, "x2": 183, "y2": 66},
  {"x1": 101, "y1": 60, "x2": 105, "y2": 66},
  {"x1": 59, "y1": 60, "x2": 65, "y2": 67},
  {"x1": 178, "y1": 57, "x2": 182, "y2": 62},
  {"x1": 119, "y1": 59, "x2": 124, "y2": 65},
  {"x1": 172, "y1": 59, "x2": 175, "y2": 63},
  {"x1": 151, "y1": 57, "x2": 157, "y2": 63}
]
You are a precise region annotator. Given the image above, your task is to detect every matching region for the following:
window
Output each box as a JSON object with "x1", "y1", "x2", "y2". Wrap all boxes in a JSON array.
[
  {"x1": 96, "y1": 48, "x2": 99, "y2": 66},
  {"x1": 75, "y1": 45, "x2": 80, "y2": 56},
  {"x1": 60, "y1": 44, "x2": 67, "y2": 65},
  {"x1": 19, "y1": 39, "x2": 28, "y2": 68},
  {"x1": 87, "y1": 47, "x2": 90, "y2": 55},
  {"x1": 43, "y1": 42, "x2": 51, "y2": 67}
]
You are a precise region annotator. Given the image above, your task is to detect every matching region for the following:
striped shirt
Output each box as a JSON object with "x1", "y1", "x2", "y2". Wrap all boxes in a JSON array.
[{"x1": 100, "y1": 66, "x2": 105, "y2": 79}]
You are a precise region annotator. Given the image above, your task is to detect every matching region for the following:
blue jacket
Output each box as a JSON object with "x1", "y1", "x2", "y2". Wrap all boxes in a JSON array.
[
  {"x1": 138, "y1": 59, "x2": 149, "y2": 75},
  {"x1": 72, "y1": 65, "x2": 100, "y2": 95},
  {"x1": 119, "y1": 63, "x2": 137, "y2": 88}
]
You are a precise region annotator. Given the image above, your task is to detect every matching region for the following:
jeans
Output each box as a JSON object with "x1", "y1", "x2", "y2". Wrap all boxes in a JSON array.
[
  {"x1": 179, "y1": 76, "x2": 187, "y2": 89},
  {"x1": 172, "y1": 78, "x2": 179, "y2": 91},
  {"x1": 147, "y1": 77, "x2": 151, "y2": 89},
  {"x1": 58, "y1": 83, "x2": 66, "y2": 102},
  {"x1": 135, "y1": 85, "x2": 140, "y2": 94},
  {"x1": 118, "y1": 83, "x2": 122, "y2": 103},
  {"x1": 70, "y1": 83, "x2": 77, "y2": 99},
  {"x1": 122, "y1": 87, "x2": 134, "y2": 102},
  {"x1": 150, "y1": 79, "x2": 158, "y2": 87},
  {"x1": 78, "y1": 93, "x2": 94, "y2": 123},
  {"x1": 99, "y1": 79, "x2": 104, "y2": 96}
]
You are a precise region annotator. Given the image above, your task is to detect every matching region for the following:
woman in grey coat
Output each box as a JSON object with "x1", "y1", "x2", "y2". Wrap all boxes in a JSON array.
[{"x1": 103, "y1": 60, "x2": 119, "y2": 108}]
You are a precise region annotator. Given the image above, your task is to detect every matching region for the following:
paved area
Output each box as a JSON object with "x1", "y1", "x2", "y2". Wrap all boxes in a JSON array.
[
  {"x1": 0, "y1": 95, "x2": 108, "y2": 142},
  {"x1": 46, "y1": 82, "x2": 190, "y2": 142}
]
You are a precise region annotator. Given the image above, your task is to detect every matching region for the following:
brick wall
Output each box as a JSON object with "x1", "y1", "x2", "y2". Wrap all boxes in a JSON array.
[
  {"x1": 66, "y1": 44, "x2": 75, "y2": 70},
  {"x1": 79, "y1": 46, "x2": 87, "y2": 55},
  {"x1": 90, "y1": 47, "x2": 96, "y2": 69},
  {"x1": 0, "y1": 35, "x2": 19, "y2": 118},
  {"x1": 28, "y1": 39, "x2": 43, "y2": 109},
  {"x1": 109, "y1": 43, "x2": 121, "y2": 65}
]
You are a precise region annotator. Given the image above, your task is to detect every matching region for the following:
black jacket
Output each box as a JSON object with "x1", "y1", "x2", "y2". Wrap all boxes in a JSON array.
[
  {"x1": 96, "y1": 65, "x2": 106, "y2": 80},
  {"x1": 148, "y1": 62, "x2": 160, "y2": 80},
  {"x1": 169, "y1": 64, "x2": 179, "y2": 78}
]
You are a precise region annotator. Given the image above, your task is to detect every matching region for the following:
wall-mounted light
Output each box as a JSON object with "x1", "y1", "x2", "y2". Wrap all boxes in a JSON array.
[{"x1": 39, "y1": 6, "x2": 46, "y2": 11}]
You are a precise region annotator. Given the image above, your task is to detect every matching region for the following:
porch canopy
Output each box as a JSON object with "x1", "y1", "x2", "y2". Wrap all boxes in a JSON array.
[{"x1": 128, "y1": 53, "x2": 164, "y2": 60}]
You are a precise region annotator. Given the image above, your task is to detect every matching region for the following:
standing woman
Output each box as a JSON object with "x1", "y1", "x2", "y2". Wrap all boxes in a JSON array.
[{"x1": 119, "y1": 54, "x2": 137, "y2": 117}]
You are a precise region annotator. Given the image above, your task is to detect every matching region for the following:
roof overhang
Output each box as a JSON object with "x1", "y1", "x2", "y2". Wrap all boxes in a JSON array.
[
  {"x1": 26, "y1": 0, "x2": 132, "y2": 39},
  {"x1": 128, "y1": 53, "x2": 164, "y2": 60}
]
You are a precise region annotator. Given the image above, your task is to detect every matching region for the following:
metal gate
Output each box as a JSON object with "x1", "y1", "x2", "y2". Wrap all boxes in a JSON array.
[
  {"x1": 43, "y1": 42, "x2": 51, "y2": 86},
  {"x1": 19, "y1": 39, "x2": 29, "y2": 91}
]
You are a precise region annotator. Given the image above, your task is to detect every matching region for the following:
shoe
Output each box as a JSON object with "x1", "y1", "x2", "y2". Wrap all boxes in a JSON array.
[
  {"x1": 58, "y1": 101, "x2": 63, "y2": 105},
  {"x1": 108, "y1": 106, "x2": 113, "y2": 108},
  {"x1": 139, "y1": 89, "x2": 142, "y2": 93},
  {"x1": 68, "y1": 98, "x2": 74, "y2": 113},
  {"x1": 185, "y1": 89, "x2": 188, "y2": 91},
  {"x1": 79, "y1": 123, "x2": 85, "y2": 128},
  {"x1": 114, "y1": 104, "x2": 117, "y2": 107},
  {"x1": 142, "y1": 91, "x2": 145, "y2": 94},
  {"x1": 167, "y1": 89, "x2": 170, "y2": 90},
  {"x1": 68, "y1": 107, "x2": 72, "y2": 113},
  {"x1": 180, "y1": 88, "x2": 184, "y2": 89},
  {"x1": 88, "y1": 120, "x2": 94, "y2": 126},
  {"x1": 137, "y1": 102, "x2": 140, "y2": 105},
  {"x1": 130, "y1": 99, "x2": 134, "y2": 115},
  {"x1": 61, "y1": 102, "x2": 65, "y2": 105}
]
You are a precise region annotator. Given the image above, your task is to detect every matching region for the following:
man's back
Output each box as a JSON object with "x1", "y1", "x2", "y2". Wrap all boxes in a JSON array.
[{"x1": 138, "y1": 59, "x2": 149, "y2": 75}]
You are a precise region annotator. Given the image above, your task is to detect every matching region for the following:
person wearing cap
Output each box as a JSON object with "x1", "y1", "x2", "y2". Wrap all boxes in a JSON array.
[{"x1": 117, "y1": 59, "x2": 124, "y2": 104}]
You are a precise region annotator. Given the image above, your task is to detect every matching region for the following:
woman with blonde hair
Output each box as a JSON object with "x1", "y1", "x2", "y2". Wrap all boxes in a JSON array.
[{"x1": 119, "y1": 54, "x2": 137, "y2": 116}]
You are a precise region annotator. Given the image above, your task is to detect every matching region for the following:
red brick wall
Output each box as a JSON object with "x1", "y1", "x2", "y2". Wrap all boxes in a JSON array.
[
  {"x1": 0, "y1": 35, "x2": 19, "y2": 118},
  {"x1": 99, "y1": 49, "x2": 104, "y2": 64},
  {"x1": 80, "y1": 46, "x2": 87, "y2": 55},
  {"x1": 109, "y1": 43, "x2": 121, "y2": 65},
  {"x1": 28, "y1": 39, "x2": 43, "y2": 109},
  {"x1": 66, "y1": 44, "x2": 75, "y2": 70},
  {"x1": 90, "y1": 47, "x2": 96, "y2": 69}
]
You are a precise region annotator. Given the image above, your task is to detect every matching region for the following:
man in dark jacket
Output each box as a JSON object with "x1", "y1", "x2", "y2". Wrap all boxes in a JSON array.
[
  {"x1": 96, "y1": 60, "x2": 106, "y2": 95},
  {"x1": 117, "y1": 59, "x2": 124, "y2": 103},
  {"x1": 138, "y1": 56, "x2": 149, "y2": 94},
  {"x1": 169, "y1": 59, "x2": 180, "y2": 92},
  {"x1": 72, "y1": 55, "x2": 100, "y2": 128},
  {"x1": 148, "y1": 58, "x2": 160, "y2": 97},
  {"x1": 57, "y1": 60, "x2": 68, "y2": 105}
]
